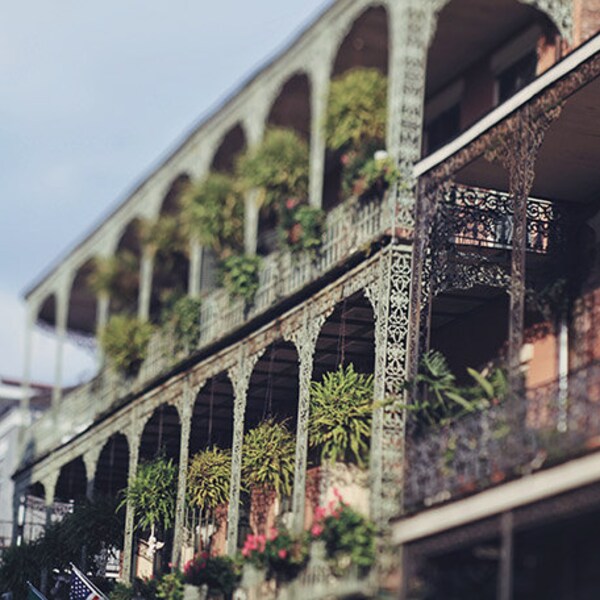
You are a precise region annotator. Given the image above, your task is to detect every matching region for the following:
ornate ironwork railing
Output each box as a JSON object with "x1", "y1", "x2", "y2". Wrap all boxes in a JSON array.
[
  {"x1": 404, "y1": 359, "x2": 600, "y2": 512},
  {"x1": 25, "y1": 194, "x2": 389, "y2": 461},
  {"x1": 441, "y1": 184, "x2": 565, "y2": 254}
]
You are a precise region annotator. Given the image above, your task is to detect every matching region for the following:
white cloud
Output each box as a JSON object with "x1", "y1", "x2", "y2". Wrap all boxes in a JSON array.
[{"x1": 0, "y1": 289, "x2": 97, "y2": 386}]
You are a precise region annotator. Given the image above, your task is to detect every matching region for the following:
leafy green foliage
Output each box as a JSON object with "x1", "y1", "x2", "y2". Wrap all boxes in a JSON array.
[
  {"x1": 0, "y1": 542, "x2": 43, "y2": 600},
  {"x1": 156, "y1": 571, "x2": 184, "y2": 600},
  {"x1": 161, "y1": 295, "x2": 203, "y2": 352},
  {"x1": 242, "y1": 419, "x2": 295, "y2": 496},
  {"x1": 219, "y1": 254, "x2": 261, "y2": 305},
  {"x1": 526, "y1": 277, "x2": 569, "y2": 323},
  {"x1": 404, "y1": 350, "x2": 508, "y2": 426},
  {"x1": 237, "y1": 128, "x2": 309, "y2": 211},
  {"x1": 308, "y1": 365, "x2": 374, "y2": 467},
  {"x1": 311, "y1": 500, "x2": 376, "y2": 576},
  {"x1": 187, "y1": 446, "x2": 231, "y2": 511},
  {"x1": 140, "y1": 215, "x2": 188, "y2": 256},
  {"x1": 183, "y1": 172, "x2": 244, "y2": 260},
  {"x1": 183, "y1": 553, "x2": 239, "y2": 595},
  {"x1": 88, "y1": 251, "x2": 140, "y2": 312},
  {"x1": 99, "y1": 314, "x2": 154, "y2": 376},
  {"x1": 279, "y1": 199, "x2": 325, "y2": 255},
  {"x1": 108, "y1": 583, "x2": 135, "y2": 600},
  {"x1": 324, "y1": 68, "x2": 387, "y2": 152},
  {"x1": 119, "y1": 456, "x2": 177, "y2": 533}
]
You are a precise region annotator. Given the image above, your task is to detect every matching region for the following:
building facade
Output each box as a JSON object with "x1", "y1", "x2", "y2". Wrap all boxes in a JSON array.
[{"x1": 13, "y1": 0, "x2": 600, "y2": 597}]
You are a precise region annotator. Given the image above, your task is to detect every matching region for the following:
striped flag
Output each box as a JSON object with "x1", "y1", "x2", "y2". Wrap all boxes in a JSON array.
[{"x1": 69, "y1": 565, "x2": 108, "y2": 600}]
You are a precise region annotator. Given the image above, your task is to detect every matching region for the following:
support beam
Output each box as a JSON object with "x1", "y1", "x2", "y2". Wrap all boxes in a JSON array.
[
  {"x1": 122, "y1": 421, "x2": 141, "y2": 582},
  {"x1": 172, "y1": 384, "x2": 193, "y2": 568},
  {"x1": 308, "y1": 64, "x2": 330, "y2": 209},
  {"x1": 497, "y1": 511, "x2": 514, "y2": 600},
  {"x1": 244, "y1": 190, "x2": 260, "y2": 256},
  {"x1": 284, "y1": 304, "x2": 331, "y2": 533},
  {"x1": 188, "y1": 239, "x2": 203, "y2": 298},
  {"x1": 20, "y1": 304, "x2": 35, "y2": 432},
  {"x1": 138, "y1": 248, "x2": 154, "y2": 321},
  {"x1": 52, "y1": 288, "x2": 69, "y2": 411},
  {"x1": 226, "y1": 347, "x2": 264, "y2": 555}
]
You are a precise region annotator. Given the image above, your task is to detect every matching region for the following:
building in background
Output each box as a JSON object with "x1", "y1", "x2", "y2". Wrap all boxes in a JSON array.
[{"x1": 11, "y1": 0, "x2": 600, "y2": 597}]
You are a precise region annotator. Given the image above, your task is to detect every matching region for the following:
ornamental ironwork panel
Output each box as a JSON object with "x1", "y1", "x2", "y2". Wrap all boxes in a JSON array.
[{"x1": 441, "y1": 184, "x2": 565, "y2": 255}]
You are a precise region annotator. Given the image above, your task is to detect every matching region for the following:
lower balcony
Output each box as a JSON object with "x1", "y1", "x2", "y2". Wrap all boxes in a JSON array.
[{"x1": 404, "y1": 358, "x2": 600, "y2": 512}]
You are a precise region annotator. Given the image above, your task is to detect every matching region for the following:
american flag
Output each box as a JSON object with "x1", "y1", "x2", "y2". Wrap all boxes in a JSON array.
[{"x1": 69, "y1": 565, "x2": 107, "y2": 600}]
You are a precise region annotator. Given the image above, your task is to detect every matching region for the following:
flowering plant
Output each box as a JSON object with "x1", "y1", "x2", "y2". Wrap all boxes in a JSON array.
[
  {"x1": 278, "y1": 198, "x2": 325, "y2": 256},
  {"x1": 340, "y1": 147, "x2": 401, "y2": 200},
  {"x1": 240, "y1": 528, "x2": 308, "y2": 583},
  {"x1": 183, "y1": 553, "x2": 238, "y2": 596},
  {"x1": 310, "y1": 492, "x2": 376, "y2": 576}
]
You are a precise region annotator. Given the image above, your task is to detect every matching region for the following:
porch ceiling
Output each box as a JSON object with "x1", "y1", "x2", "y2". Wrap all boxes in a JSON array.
[{"x1": 456, "y1": 73, "x2": 600, "y2": 208}]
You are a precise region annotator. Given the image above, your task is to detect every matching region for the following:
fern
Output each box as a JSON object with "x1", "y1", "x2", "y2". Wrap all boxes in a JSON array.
[{"x1": 308, "y1": 364, "x2": 374, "y2": 467}]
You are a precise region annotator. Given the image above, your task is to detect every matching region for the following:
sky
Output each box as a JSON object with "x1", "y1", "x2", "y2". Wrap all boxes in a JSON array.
[{"x1": 0, "y1": 0, "x2": 331, "y2": 386}]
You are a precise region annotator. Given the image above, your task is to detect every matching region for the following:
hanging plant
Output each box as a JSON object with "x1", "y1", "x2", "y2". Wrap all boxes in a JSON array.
[
  {"x1": 242, "y1": 418, "x2": 295, "y2": 496},
  {"x1": 87, "y1": 251, "x2": 140, "y2": 304},
  {"x1": 118, "y1": 456, "x2": 178, "y2": 536},
  {"x1": 308, "y1": 364, "x2": 374, "y2": 467},
  {"x1": 99, "y1": 314, "x2": 154, "y2": 376},
  {"x1": 187, "y1": 446, "x2": 231, "y2": 512},
  {"x1": 140, "y1": 215, "x2": 188, "y2": 256},
  {"x1": 161, "y1": 295, "x2": 203, "y2": 352},
  {"x1": 279, "y1": 198, "x2": 325, "y2": 256},
  {"x1": 219, "y1": 254, "x2": 262, "y2": 305},
  {"x1": 183, "y1": 172, "x2": 245, "y2": 260},
  {"x1": 324, "y1": 68, "x2": 387, "y2": 152},
  {"x1": 236, "y1": 127, "x2": 309, "y2": 213}
]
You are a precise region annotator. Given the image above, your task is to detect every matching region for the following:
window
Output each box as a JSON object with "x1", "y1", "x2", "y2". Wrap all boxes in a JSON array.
[
  {"x1": 425, "y1": 103, "x2": 461, "y2": 154},
  {"x1": 496, "y1": 50, "x2": 537, "y2": 103}
]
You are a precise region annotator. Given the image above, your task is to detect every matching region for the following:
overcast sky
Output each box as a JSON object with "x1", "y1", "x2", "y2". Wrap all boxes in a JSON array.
[{"x1": 0, "y1": 0, "x2": 330, "y2": 385}]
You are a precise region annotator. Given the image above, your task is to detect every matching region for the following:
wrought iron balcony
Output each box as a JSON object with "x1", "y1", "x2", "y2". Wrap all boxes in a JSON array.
[
  {"x1": 439, "y1": 184, "x2": 566, "y2": 255},
  {"x1": 24, "y1": 194, "x2": 388, "y2": 462},
  {"x1": 404, "y1": 359, "x2": 600, "y2": 512}
]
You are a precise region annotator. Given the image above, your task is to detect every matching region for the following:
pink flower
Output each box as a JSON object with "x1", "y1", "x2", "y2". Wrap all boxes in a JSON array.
[
  {"x1": 278, "y1": 549, "x2": 288, "y2": 559},
  {"x1": 286, "y1": 197, "x2": 300, "y2": 210},
  {"x1": 314, "y1": 506, "x2": 326, "y2": 520},
  {"x1": 242, "y1": 547, "x2": 250, "y2": 557},
  {"x1": 311, "y1": 524, "x2": 324, "y2": 537},
  {"x1": 268, "y1": 528, "x2": 279, "y2": 541},
  {"x1": 332, "y1": 488, "x2": 343, "y2": 502}
]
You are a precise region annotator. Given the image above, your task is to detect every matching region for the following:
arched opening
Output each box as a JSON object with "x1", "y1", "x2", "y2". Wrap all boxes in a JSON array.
[
  {"x1": 241, "y1": 342, "x2": 299, "y2": 539},
  {"x1": 37, "y1": 293, "x2": 57, "y2": 328},
  {"x1": 256, "y1": 74, "x2": 313, "y2": 254},
  {"x1": 135, "y1": 404, "x2": 181, "y2": 577},
  {"x1": 22, "y1": 482, "x2": 46, "y2": 543},
  {"x1": 110, "y1": 219, "x2": 143, "y2": 316},
  {"x1": 54, "y1": 457, "x2": 87, "y2": 506},
  {"x1": 308, "y1": 292, "x2": 375, "y2": 522},
  {"x1": 187, "y1": 373, "x2": 235, "y2": 556},
  {"x1": 211, "y1": 124, "x2": 247, "y2": 174},
  {"x1": 94, "y1": 433, "x2": 130, "y2": 499},
  {"x1": 68, "y1": 259, "x2": 97, "y2": 336},
  {"x1": 150, "y1": 174, "x2": 192, "y2": 321},
  {"x1": 139, "y1": 404, "x2": 181, "y2": 463},
  {"x1": 423, "y1": 0, "x2": 560, "y2": 155},
  {"x1": 324, "y1": 6, "x2": 390, "y2": 210}
]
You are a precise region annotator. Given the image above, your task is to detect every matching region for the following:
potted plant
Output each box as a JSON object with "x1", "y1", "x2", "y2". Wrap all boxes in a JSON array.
[
  {"x1": 187, "y1": 447, "x2": 231, "y2": 556},
  {"x1": 310, "y1": 496, "x2": 376, "y2": 577},
  {"x1": 99, "y1": 314, "x2": 154, "y2": 376},
  {"x1": 241, "y1": 419, "x2": 295, "y2": 535},
  {"x1": 118, "y1": 456, "x2": 178, "y2": 573},
  {"x1": 182, "y1": 172, "x2": 245, "y2": 261},
  {"x1": 161, "y1": 295, "x2": 203, "y2": 353},
  {"x1": 236, "y1": 127, "x2": 309, "y2": 218},
  {"x1": 183, "y1": 553, "x2": 238, "y2": 600},
  {"x1": 279, "y1": 198, "x2": 325, "y2": 257},
  {"x1": 156, "y1": 571, "x2": 184, "y2": 600},
  {"x1": 307, "y1": 364, "x2": 374, "y2": 517},
  {"x1": 219, "y1": 254, "x2": 262, "y2": 306},
  {"x1": 88, "y1": 251, "x2": 140, "y2": 315}
]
